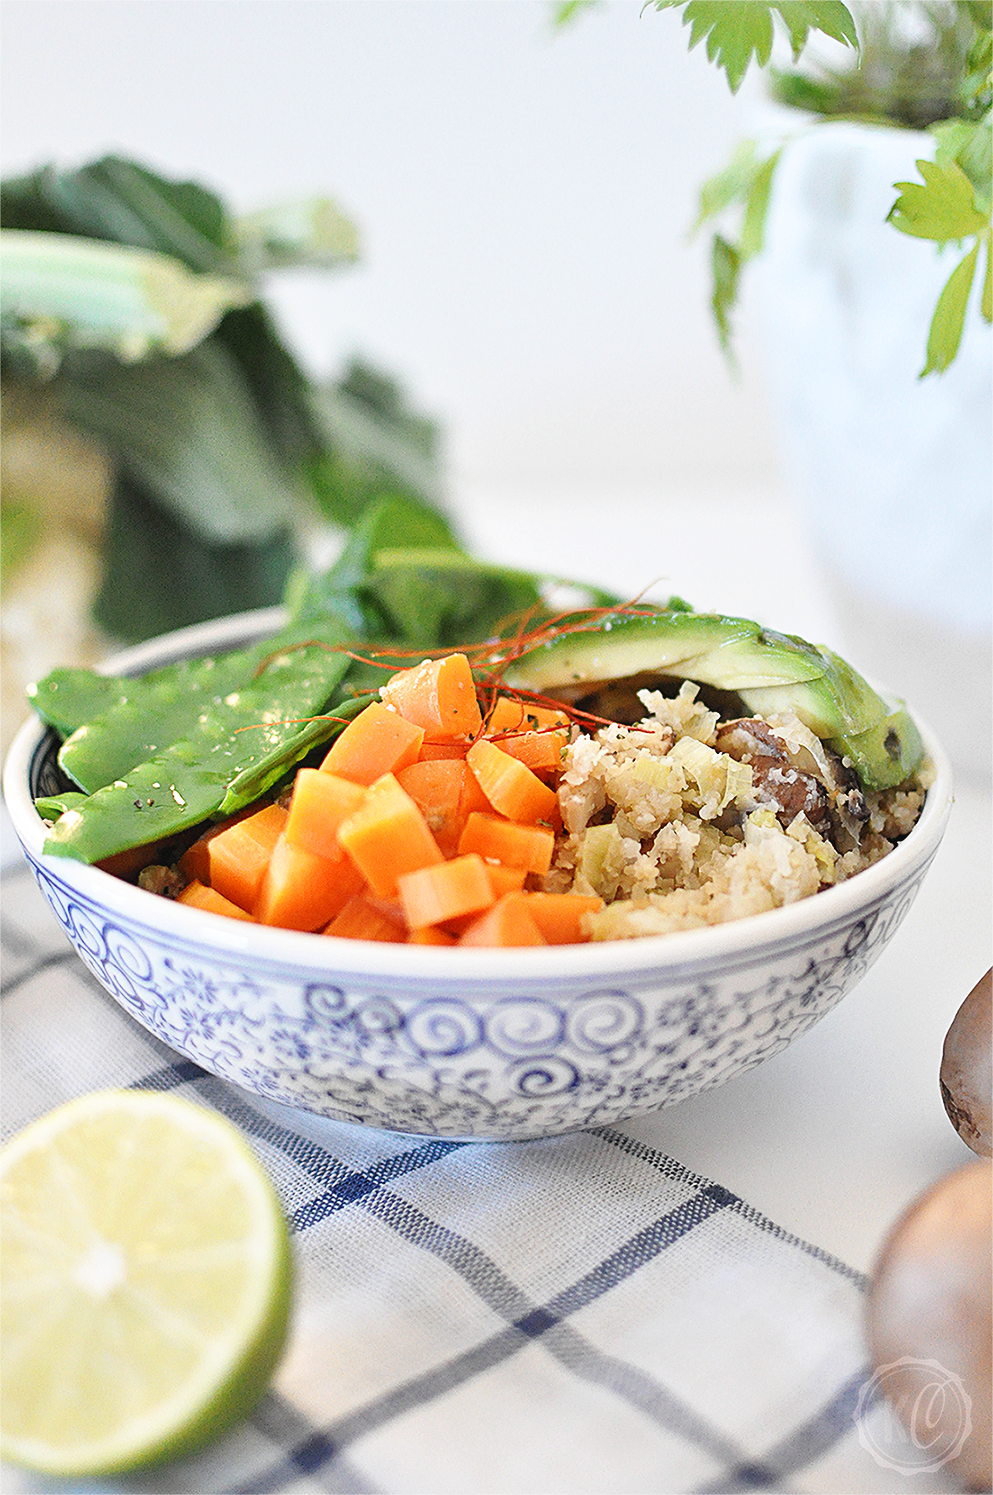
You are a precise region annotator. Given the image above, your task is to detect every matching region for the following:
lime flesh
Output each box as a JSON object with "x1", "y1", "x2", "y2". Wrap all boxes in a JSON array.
[{"x1": 0, "y1": 1090, "x2": 292, "y2": 1477}]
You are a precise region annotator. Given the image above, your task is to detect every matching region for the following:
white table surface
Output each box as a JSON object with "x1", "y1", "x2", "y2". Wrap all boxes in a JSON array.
[{"x1": 457, "y1": 480, "x2": 992, "y2": 1277}]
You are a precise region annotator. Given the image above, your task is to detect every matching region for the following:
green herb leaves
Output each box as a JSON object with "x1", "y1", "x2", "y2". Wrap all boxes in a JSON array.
[
  {"x1": 889, "y1": 157, "x2": 989, "y2": 241},
  {"x1": 559, "y1": 0, "x2": 863, "y2": 93},
  {"x1": 889, "y1": 150, "x2": 992, "y2": 376},
  {"x1": 695, "y1": 141, "x2": 781, "y2": 354},
  {"x1": 650, "y1": 2, "x2": 856, "y2": 93}
]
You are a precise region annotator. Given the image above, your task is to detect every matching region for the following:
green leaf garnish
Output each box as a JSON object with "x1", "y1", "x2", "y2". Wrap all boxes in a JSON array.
[
  {"x1": 888, "y1": 157, "x2": 989, "y2": 242},
  {"x1": 921, "y1": 238, "x2": 982, "y2": 376},
  {"x1": 651, "y1": 1, "x2": 856, "y2": 93}
]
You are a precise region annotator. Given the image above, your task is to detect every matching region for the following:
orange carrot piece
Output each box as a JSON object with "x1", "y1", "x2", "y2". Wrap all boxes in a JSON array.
[
  {"x1": 337, "y1": 773, "x2": 444, "y2": 897},
  {"x1": 408, "y1": 924, "x2": 458, "y2": 945},
  {"x1": 285, "y1": 769, "x2": 367, "y2": 858},
  {"x1": 417, "y1": 740, "x2": 469, "y2": 761},
  {"x1": 203, "y1": 802, "x2": 288, "y2": 912},
  {"x1": 483, "y1": 861, "x2": 528, "y2": 897},
  {"x1": 255, "y1": 833, "x2": 364, "y2": 931},
  {"x1": 319, "y1": 701, "x2": 424, "y2": 785},
  {"x1": 177, "y1": 802, "x2": 258, "y2": 886},
  {"x1": 177, "y1": 880, "x2": 256, "y2": 922},
  {"x1": 379, "y1": 653, "x2": 482, "y2": 737},
  {"x1": 458, "y1": 892, "x2": 547, "y2": 947},
  {"x1": 441, "y1": 861, "x2": 527, "y2": 935},
  {"x1": 323, "y1": 895, "x2": 408, "y2": 943},
  {"x1": 398, "y1": 853, "x2": 495, "y2": 930},
  {"x1": 524, "y1": 892, "x2": 604, "y2": 944},
  {"x1": 465, "y1": 739, "x2": 558, "y2": 825},
  {"x1": 456, "y1": 812, "x2": 555, "y2": 875},
  {"x1": 485, "y1": 696, "x2": 569, "y2": 734},
  {"x1": 397, "y1": 759, "x2": 469, "y2": 857}
]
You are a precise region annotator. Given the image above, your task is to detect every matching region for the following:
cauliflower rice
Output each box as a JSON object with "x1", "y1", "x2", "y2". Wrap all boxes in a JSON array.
[{"x1": 544, "y1": 682, "x2": 928, "y2": 940}]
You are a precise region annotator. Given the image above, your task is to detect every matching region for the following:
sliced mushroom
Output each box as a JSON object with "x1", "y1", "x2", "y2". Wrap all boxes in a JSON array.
[{"x1": 715, "y1": 719, "x2": 831, "y2": 833}]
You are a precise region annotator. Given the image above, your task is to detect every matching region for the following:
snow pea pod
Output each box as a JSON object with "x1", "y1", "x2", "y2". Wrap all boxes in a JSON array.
[
  {"x1": 57, "y1": 620, "x2": 349, "y2": 794},
  {"x1": 43, "y1": 635, "x2": 357, "y2": 865},
  {"x1": 27, "y1": 669, "x2": 130, "y2": 739}
]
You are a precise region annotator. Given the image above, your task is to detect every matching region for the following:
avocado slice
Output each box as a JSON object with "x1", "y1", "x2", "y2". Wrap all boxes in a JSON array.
[{"x1": 498, "y1": 608, "x2": 923, "y2": 791}]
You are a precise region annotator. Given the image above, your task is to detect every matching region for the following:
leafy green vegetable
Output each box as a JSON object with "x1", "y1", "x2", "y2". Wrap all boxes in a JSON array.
[
  {"x1": 231, "y1": 197, "x2": 360, "y2": 274},
  {"x1": 0, "y1": 498, "x2": 43, "y2": 582},
  {"x1": 287, "y1": 494, "x2": 462, "y2": 633},
  {"x1": 0, "y1": 230, "x2": 249, "y2": 374},
  {"x1": 1, "y1": 155, "x2": 449, "y2": 640},
  {"x1": 62, "y1": 340, "x2": 305, "y2": 543},
  {"x1": 306, "y1": 360, "x2": 446, "y2": 527},
  {"x1": 92, "y1": 475, "x2": 296, "y2": 644}
]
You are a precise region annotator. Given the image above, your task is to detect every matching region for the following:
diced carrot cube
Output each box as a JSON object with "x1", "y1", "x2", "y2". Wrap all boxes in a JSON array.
[
  {"x1": 524, "y1": 892, "x2": 604, "y2": 944},
  {"x1": 285, "y1": 769, "x2": 367, "y2": 858},
  {"x1": 255, "y1": 833, "x2": 365, "y2": 931},
  {"x1": 397, "y1": 758, "x2": 469, "y2": 857},
  {"x1": 398, "y1": 853, "x2": 495, "y2": 930},
  {"x1": 465, "y1": 739, "x2": 558, "y2": 825},
  {"x1": 485, "y1": 700, "x2": 570, "y2": 774},
  {"x1": 337, "y1": 773, "x2": 444, "y2": 897},
  {"x1": 319, "y1": 701, "x2": 424, "y2": 785},
  {"x1": 380, "y1": 653, "x2": 482, "y2": 737},
  {"x1": 408, "y1": 925, "x2": 458, "y2": 945},
  {"x1": 177, "y1": 803, "x2": 263, "y2": 887},
  {"x1": 459, "y1": 761, "x2": 493, "y2": 818},
  {"x1": 458, "y1": 892, "x2": 548, "y2": 947},
  {"x1": 483, "y1": 861, "x2": 528, "y2": 897},
  {"x1": 417, "y1": 740, "x2": 469, "y2": 761},
  {"x1": 456, "y1": 813, "x2": 555, "y2": 875},
  {"x1": 323, "y1": 895, "x2": 408, "y2": 943},
  {"x1": 177, "y1": 880, "x2": 256, "y2": 922},
  {"x1": 485, "y1": 696, "x2": 569, "y2": 733},
  {"x1": 201, "y1": 802, "x2": 288, "y2": 912},
  {"x1": 441, "y1": 860, "x2": 528, "y2": 935}
]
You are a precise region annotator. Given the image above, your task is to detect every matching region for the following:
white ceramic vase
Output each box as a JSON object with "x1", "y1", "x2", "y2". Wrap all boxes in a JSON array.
[{"x1": 752, "y1": 122, "x2": 992, "y2": 782}]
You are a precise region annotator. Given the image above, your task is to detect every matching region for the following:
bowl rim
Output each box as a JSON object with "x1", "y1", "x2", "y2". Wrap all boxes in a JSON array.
[{"x1": 3, "y1": 606, "x2": 954, "y2": 985}]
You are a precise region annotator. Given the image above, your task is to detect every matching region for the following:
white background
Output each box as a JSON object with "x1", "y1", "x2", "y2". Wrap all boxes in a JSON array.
[{"x1": 1, "y1": 1, "x2": 784, "y2": 521}]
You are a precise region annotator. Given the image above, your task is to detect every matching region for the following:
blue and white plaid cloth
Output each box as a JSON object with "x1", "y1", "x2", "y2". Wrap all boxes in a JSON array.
[{"x1": 1, "y1": 862, "x2": 944, "y2": 1495}]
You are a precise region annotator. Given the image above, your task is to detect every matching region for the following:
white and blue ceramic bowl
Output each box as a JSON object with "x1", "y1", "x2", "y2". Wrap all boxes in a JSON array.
[{"x1": 3, "y1": 609, "x2": 953, "y2": 1140}]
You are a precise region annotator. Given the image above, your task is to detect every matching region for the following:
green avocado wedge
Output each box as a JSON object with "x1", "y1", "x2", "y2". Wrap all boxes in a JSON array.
[{"x1": 498, "y1": 608, "x2": 923, "y2": 791}]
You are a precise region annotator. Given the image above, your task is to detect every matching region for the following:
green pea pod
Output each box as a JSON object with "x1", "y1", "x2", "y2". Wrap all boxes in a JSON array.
[
  {"x1": 26, "y1": 669, "x2": 130, "y2": 738},
  {"x1": 57, "y1": 620, "x2": 352, "y2": 794},
  {"x1": 34, "y1": 791, "x2": 90, "y2": 821},
  {"x1": 43, "y1": 637, "x2": 356, "y2": 864}
]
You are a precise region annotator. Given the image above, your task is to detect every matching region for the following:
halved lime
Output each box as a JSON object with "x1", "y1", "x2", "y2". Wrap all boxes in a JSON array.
[{"x1": 0, "y1": 1090, "x2": 292, "y2": 1477}]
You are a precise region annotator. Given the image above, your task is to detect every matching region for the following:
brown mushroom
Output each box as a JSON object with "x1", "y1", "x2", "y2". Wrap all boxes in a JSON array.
[
  {"x1": 941, "y1": 970, "x2": 992, "y2": 1157},
  {"x1": 867, "y1": 1160, "x2": 992, "y2": 1491}
]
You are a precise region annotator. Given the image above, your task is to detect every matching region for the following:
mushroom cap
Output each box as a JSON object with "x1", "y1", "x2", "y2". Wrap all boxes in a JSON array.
[{"x1": 941, "y1": 969, "x2": 992, "y2": 1157}]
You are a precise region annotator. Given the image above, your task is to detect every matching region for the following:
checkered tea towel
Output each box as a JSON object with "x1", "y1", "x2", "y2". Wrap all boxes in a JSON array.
[{"x1": 1, "y1": 863, "x2": 949, "y2": 1495}]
